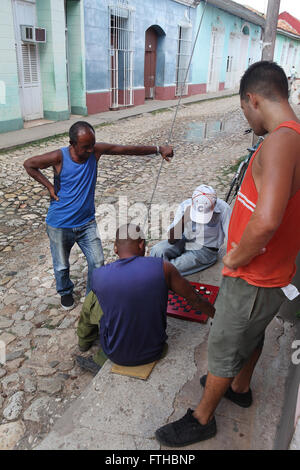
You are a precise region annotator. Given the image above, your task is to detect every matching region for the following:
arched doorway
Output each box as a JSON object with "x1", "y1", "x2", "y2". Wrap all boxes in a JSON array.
[{"x1": 144, "y1": 27, "x2": 158, "y2": 99}]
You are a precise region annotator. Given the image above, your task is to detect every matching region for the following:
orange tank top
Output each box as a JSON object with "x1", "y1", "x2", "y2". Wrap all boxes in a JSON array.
[{"x1": 223, "y1": 121, "x2": 300, "y2": 287}]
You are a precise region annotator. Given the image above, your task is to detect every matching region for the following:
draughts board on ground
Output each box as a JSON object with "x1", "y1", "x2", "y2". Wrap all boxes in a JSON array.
[{"x1": 167, "y1": 282, "x2": 219, "y2": 324}]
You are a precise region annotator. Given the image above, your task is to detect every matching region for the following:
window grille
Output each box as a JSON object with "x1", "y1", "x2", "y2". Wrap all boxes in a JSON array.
[
  {"x1": 109, "y1": 1, "x2": 134, "y2": 109},
  {"x1": 175, "y1": 26, "x2": 192, "y2": 96}
]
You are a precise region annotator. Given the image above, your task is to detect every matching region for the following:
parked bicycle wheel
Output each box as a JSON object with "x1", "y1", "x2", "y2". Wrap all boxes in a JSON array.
[
  {"x1": 225, "y1": 159, "x2": 249, "y2": 205},
  {"x1": 225, "y1": 175, "x2": 238, "y2": 205},
  {"x1": 225, "y1": 136, "x2": 264, "y2": 205}
]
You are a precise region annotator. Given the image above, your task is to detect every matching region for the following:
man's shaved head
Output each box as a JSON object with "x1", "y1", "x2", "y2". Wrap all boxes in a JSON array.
[{"x1": 115, "y1": 224, "x2": 145, "y2": 253}]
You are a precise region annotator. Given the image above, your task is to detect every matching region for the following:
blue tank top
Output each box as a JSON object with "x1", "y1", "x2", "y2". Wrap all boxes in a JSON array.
[
  {"x1": 92, "y1": 256, "x2": 169, "y2": 366},
  {"x1": 46, "y1": 146, "x2": 97, "y2": 228}
]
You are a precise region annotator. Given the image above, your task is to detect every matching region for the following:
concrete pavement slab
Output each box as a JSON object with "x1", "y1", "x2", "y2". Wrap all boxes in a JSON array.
[
  {"x1": 36, "y1": 256, "x2": 297, "y2": 450},
  {"x1": 36, "y1": 315, "x2": 210, "y2": 450}
]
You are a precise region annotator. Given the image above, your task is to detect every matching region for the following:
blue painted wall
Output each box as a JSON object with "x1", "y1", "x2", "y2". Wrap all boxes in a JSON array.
[{"x1": 83, "y1": 0, "x2": 198, "y2": 92}]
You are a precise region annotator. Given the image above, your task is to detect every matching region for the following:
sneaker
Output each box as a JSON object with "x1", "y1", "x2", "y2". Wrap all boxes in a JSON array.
[
  {"x1": 75, "y1": 355, "x2": 101, "y2": 376},
  {"x1": 200, "y1": 374, "x2": 252, "y2": 408},
  {"x1": 155, "y1": 409, "x2": 216, "y2": 447},
  {"x1": 61, "y1": 294, "x2": 74, "y2": 310}
]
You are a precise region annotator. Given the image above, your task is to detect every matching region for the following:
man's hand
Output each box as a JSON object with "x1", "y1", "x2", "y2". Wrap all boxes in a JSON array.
[
  {"x1": 48, "y1": 185, "x2": 59, "y2": 201},
  {"x1": 164, "y1": 261, "x2": 216, "y2": 318},
  {"x1": 159, "y1": 145, "x2": 173, "y2": 162},
  {"x1": 223, "y1": 242, "x2": 266, "y2": 271},
  {"x1": 223, "y1": 242, "x2": 239, "y2": 270},
  {"x1": 23, "y1": 149, "x2": 62, "y2": 197},
  {"x1": 190, "y1": 295, "x2": 215, "y2": 319}
]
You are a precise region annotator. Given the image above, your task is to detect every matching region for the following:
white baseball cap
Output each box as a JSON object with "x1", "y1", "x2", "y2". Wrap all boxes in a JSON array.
[{"x1": 190, "y1": 185, "x2": 217, "y2": 224}]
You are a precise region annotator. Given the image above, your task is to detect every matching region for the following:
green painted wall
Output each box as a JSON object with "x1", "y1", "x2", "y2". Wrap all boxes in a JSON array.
[
  {"x1": 274, "y1": 33, "x2": 300, "y2": 76},
  {"x1": 36, "y1": 0, "x2": 70, "y2": 120},
  {"x1": 0, "y1": 0, "x2": 23, "y2": 132},
  {"x1": 66, "y1": 0, "x2": 87, "y2": 115},
  {"x1": 192, "y1": 3, "x2": 262, "y2": 85}
]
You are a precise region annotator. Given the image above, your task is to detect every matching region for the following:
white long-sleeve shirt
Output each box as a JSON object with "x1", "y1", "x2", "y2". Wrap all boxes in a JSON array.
[{"x1": 168, "y1": 198, "x2": 232, "y2": 251}]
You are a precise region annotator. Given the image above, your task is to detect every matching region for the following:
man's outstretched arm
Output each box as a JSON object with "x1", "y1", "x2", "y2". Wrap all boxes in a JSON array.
[
  {"x1": 163, "y1": 261, "x2": 215, "y2": 318},
  {"x1": 94, "y1": 142, "x2": 173, "y2": 162}
]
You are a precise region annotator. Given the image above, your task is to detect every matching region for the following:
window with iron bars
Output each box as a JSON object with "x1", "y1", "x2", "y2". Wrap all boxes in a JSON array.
[
  {"x1": 175, "y1": 26, "x2": 192, "y2": 96},
  {"x1": 109, "y1": 1, "x2": 135, "y2": 109}
]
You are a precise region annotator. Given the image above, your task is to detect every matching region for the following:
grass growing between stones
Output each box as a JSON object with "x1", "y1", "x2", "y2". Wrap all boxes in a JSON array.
[
  {"x1": 221, "y1": 154, "x2": 248, "y2": 177},
  {"x1": 150, "y1": 108, "x2": 172, "y2": 115}
]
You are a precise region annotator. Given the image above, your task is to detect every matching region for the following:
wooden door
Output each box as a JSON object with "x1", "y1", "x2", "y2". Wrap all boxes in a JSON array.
[{"x1": 144, "y1": 28, "x2": 157, "y2": 99}]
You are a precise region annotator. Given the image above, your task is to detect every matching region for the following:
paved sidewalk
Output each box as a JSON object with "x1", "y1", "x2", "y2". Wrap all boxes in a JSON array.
[
  {"x1": 1, "y1": 90, "x2": 299, "y2": 450},
  {"x1": 0, "y1": 89, "x2": 237, "y2": 151},
  {"x1": 36, "y1": 254, "x2": 298, "y2": 450}
]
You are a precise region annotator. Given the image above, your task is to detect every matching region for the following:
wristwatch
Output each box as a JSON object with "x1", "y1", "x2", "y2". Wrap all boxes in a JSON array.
[{"x1": 156, "y1": 145, "x2": 160, "y2": 155}]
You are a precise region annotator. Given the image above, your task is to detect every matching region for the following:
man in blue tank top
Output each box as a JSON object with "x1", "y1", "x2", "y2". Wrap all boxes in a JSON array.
[
  {"x1": 76, "y1": 224, "x2": 215, "y2": 375},
  {"x1": 24, "y1": 122, "x2": 173, "y2": 310}
]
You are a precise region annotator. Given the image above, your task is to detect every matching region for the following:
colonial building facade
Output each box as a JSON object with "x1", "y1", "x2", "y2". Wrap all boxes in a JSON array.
[
  {"x1": 191, "y1": 0, "x2": 264, "y2": 94},
  {"x1": 1, "y1": 0, "x2": 300, "y2": 134}
]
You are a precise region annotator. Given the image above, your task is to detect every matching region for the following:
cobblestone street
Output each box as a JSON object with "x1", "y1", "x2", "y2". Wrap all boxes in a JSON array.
[{"x1": 0, "y1": 95, "x2": 298, "y2": 449}]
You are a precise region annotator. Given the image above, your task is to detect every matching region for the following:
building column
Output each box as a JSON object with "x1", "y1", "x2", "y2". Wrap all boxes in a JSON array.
[
  {"x1": 0, "y1": 0, "x2": 23, "y2": 133},
  {"x1": 36, "y1": 0, "x2": 70, "y2": 121},
  {"x1": 66, "y1": 0, "x2": 87, "y2": 116}
]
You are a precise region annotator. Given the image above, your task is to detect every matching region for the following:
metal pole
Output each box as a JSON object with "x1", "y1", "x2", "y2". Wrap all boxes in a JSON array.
[
  {"x1": 251, "y1": 0, "x2": 281, "y2": 145},
  {"x1": 262, "y1": 0, "x2": 281, "y2": 61}
]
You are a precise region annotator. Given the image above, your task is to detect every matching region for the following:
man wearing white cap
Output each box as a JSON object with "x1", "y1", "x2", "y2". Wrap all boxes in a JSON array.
[{"x1": 150, "y1": 184, "x2": 231, "y2": 276}]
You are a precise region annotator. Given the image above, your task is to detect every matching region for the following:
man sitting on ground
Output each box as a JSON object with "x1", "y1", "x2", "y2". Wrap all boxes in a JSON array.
[
  {"x1": 76, "y1": 224, "x2": 215, "y2": 374},
  {"x1": 150, "y1": 185, "x2": 231, "y2": 276}
]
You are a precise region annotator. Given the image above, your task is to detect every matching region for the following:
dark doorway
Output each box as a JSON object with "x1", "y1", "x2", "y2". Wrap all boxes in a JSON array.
[{"x1": 144, "y1": 27, "x2": 158, "y2": 99}]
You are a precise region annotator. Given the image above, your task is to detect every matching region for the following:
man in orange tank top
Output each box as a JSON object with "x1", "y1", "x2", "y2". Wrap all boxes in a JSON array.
[{"x1": 155, "y1": 61, "x2": 300, "y2": 447}]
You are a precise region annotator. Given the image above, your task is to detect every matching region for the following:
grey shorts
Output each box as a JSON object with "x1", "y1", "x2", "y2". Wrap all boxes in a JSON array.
[{"x1": 208, "y1": 276, "x2": 286, "y2": 378}]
